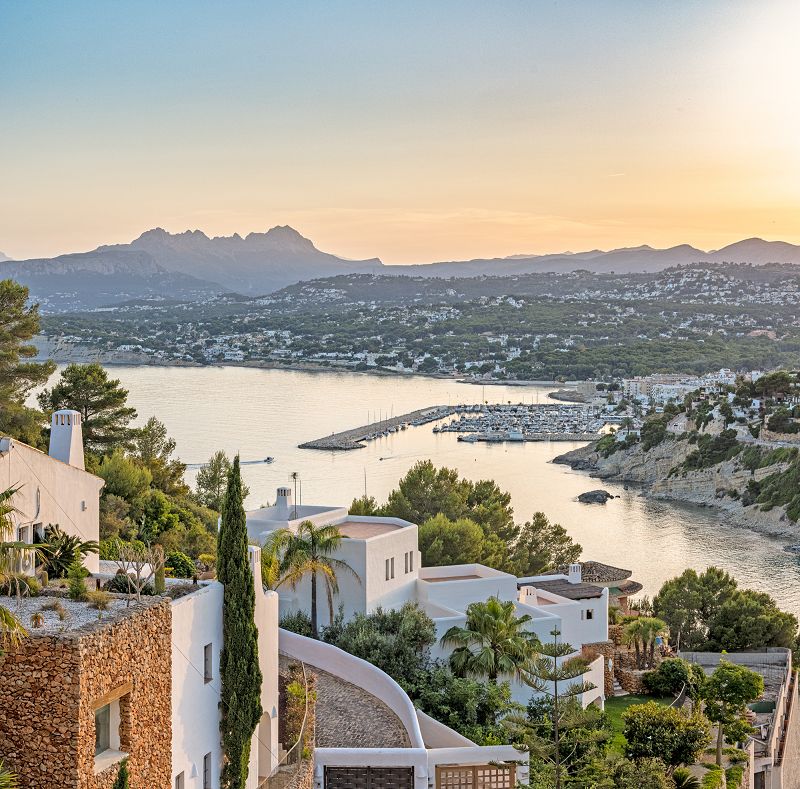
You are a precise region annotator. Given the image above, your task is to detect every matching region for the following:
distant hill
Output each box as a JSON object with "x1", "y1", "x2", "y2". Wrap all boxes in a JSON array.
[
  {"x1": 385, "y1": 238, "x2": 800, "y2": 277},
  {"x1": 0, "y1": 249, "x2": 222, "y2": 312},
  {"x1": 4, "y1": 229, "x2": 800, "y2": 312}
]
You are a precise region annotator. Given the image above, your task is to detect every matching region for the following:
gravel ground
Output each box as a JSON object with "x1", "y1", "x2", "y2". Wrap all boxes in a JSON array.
[{"x1": 1, "y1": 593, "x2": 139, "y2": 634}]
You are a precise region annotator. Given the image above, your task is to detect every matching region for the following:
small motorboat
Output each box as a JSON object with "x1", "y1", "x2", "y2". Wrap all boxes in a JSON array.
[{"x1": 264, "y1": 457, "x2": 275, "y2": 464}]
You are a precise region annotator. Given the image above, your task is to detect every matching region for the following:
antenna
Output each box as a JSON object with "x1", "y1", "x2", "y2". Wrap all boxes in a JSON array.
[{"x1": 290, "y1": 471, "x2": 299, "y2": 518}]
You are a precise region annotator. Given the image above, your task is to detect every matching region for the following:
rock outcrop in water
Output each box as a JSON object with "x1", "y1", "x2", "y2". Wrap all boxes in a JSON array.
[{"x1": 578, "y1": 489, "x2": 615, "y2": 504}]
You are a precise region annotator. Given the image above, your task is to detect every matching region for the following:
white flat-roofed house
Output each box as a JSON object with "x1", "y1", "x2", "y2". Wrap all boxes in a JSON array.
[
  {"x1": 0, "y1": 409, "x2": 103, "y2": 573},
  {"x1": 246, "y1": 489, "x2": 610, "y2": 708}
]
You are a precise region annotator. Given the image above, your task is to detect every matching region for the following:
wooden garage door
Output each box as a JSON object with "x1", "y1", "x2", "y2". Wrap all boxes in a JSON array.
[
  {"x1": 324, "y1": 767, "x2": 415, "y2": 789},
  {"x1": 436, "y1": 764, "x2": 516, "y2": 789}
]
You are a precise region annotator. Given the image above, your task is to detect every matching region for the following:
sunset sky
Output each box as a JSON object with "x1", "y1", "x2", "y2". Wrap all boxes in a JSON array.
[{"x1": 2, "y1": 0, "x2": 799, "y2": 263}]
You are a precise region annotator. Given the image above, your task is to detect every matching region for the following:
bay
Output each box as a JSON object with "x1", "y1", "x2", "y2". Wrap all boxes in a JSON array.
[{"x1": 82, "y1": 365, "x2": 800, "y2": 614}]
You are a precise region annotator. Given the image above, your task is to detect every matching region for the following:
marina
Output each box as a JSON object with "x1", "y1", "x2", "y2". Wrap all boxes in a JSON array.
[
  {"x1": 300, "y1": 402, "x2": 603, "y2": 450},
  {"x1": 436, "y1": 403, "x2": 603, "y2": 443}
]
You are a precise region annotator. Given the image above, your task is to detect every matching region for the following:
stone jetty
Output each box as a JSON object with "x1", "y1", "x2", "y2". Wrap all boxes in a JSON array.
[{"x1": 299, "y1": 405, "x2": 455, "y2": 450}]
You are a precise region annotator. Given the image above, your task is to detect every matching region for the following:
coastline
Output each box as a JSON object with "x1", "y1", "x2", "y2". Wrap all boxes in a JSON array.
[
  {"x1": 553, "y1": 440, "x2": 799, "y2": 541},
  {"x1": 33, "y1": 336, "x2": 560, "y2": 385}
]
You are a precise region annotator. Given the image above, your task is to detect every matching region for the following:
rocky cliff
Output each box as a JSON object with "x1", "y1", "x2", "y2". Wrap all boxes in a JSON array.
[{"x1": 554, "y1": 438, "x2": 798, "y2": 538}]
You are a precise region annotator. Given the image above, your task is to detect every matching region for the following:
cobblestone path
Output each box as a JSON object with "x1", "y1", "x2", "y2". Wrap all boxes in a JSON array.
[{"x1": 312, "y1": 666, "x2": 411, "y2": 748}]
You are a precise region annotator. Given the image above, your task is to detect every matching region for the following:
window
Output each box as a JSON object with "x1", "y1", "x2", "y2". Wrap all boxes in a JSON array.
[
  {"x1": 94, "y1": 704, "x2": 111, "y2": 756},
  {"x1": 175, "y1": 773, "x2": 185, "y2": 789},
  {"x1": 204, "y1": 643, "x2": 213, "y2": 683},
  {"x1": 407, "y1": 551, "x2": 414, "y2": 573},
  {"x1": 404, "y1": 552, "x2": 409, "y2": 573},
  {"x1": 390, "y1": 557, "x2": 395, "y2": 579},
  {"x1": 203, "y1": 753, "x2": 212, "y2": 789},
  {"x1": 582, "y1": 609, "x2": 594, "y2": 621}
]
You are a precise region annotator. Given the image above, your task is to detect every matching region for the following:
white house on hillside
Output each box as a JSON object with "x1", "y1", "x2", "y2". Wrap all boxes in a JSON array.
[
  {"x1": 0, "y1": 410, "x2": 103, "y2": 573},
  {"x1": 247, "y1": 488, "x2": 609, "y2": 708}
]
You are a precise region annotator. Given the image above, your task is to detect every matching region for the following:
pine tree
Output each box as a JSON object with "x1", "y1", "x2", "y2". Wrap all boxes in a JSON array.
[
  {"x1": 218, "y1": 456, "x2": 262, "y2": 789},
  {"x1": 517, "y1": 629, "x2": 597, "y2": 789},
  {"x1": 111, "y1": 759, "x2": 129, "y2": 789},
  {"x1": 0, "y1": 278, "x2": 55, "y2": 446}
]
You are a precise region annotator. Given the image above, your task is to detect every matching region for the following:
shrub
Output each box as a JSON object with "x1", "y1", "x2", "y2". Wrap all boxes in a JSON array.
[
  {"x1": 39, "y1": 524, "x2": 99, "y2": 579},
  {"x1": 725, "y1": 765, "x2": 744, "y2": 789},
  {"x1": 86, "y1": 590, "x2": 113, "y2": 617},
  {"x1": 165, "y1": 550, "x2": 195, "y2": 578},
  {"x1": 67, "y1": 561, "x2": 88, "y2": 601},
  {"x1": 104, "y1": 573, "x2": 155, "y2": 596},
  {"x1": 280, "y1": 610, "x2": 313, "y2": 638},
  {"x1": 40, "y1": 599, "x2": 68, "y2": 620},
  {"x1": 30, "y1": 611, "x2": 45, "y2": 628},
  {"x1": 672, "y1": 768, "x2": 701, "y2": 789},
  {"x1": 0, "y1": 574, "x2": 39, "y2": 597},
  {"x1": 643, "y1": 658, "x2": 691, "y2": 696},
  {"x1": 700, "y1": 767, "x2": 724, "y2": 789}
]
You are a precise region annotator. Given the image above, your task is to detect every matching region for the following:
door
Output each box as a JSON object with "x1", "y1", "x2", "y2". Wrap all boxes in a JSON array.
[{"x1": 324, "y1": 767, "x2": 414, "y2": 789}]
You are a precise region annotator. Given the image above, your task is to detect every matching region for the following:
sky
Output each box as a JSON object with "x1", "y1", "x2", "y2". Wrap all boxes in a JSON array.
[{"x1": 1, "y1": 0, "x2": 799, "y2": 263}]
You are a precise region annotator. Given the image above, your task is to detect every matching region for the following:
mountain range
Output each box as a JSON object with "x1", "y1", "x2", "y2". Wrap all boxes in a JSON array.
[{"x1": 3, "y1": 227, "x2": 800, "y2": 312}]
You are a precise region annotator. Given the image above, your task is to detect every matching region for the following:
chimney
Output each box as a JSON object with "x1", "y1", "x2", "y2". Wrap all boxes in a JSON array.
[
  {"x1": 568, "y1": 563, "x2": 582, "y2": 585},
  {"x1": 275, "y1": 487, "x2": 292, "y2": 518},
  {"x1": 48, "y1": 410, "x2": 85, "y2": 470}
]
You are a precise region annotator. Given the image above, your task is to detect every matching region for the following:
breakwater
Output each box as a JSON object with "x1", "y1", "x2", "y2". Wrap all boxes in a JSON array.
[{"x1": 299, "y1": 405, "x2": 455, "y2": 450}]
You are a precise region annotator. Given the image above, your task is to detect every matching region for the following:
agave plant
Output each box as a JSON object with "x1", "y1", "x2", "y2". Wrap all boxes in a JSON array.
[
  {"x1": 0, "y1": 760, "x2": 19, "y2": 789},
  {"x1": 672, "y1": 768, "x2": 701, "y2": 789},
  {"x1": 38, "y1": 524, "x2": 99, "y2": 579}
]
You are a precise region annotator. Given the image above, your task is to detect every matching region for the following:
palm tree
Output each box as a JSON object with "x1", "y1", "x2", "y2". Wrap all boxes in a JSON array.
[
  {"x1": 441, "y1": 596, "x2": 539, "y2": 683},
  {"x1": 0, "y1": 486, "x2": 28, "y2": 654},
  {"x1": 623, "y1": 616, "x2": 667, "y2": 669},
  {"x1": 275, "y1": 520, "x2": 360, "y2": 638}
]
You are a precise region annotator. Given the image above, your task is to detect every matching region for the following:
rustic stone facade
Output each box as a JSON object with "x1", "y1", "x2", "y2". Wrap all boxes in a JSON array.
[
  {"x1": 615, "y1": 667, "x2": 649, "y2": 695},
  {"x1": 582, "y1": 640, "x2": 615, "y2": 697},
  {"x1": 0, "y1": 595, "x2": 172, "y2": 789}
]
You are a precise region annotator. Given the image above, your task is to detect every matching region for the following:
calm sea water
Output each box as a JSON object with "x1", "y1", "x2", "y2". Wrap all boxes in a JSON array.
[{"x1": 69, "y1": 365, "x2": 800, "y2": 614}]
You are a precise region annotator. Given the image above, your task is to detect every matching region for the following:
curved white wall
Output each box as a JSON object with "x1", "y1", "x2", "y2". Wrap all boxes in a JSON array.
[{"x1": 279, "y1": 628, "x2": 425, "y2": 749}]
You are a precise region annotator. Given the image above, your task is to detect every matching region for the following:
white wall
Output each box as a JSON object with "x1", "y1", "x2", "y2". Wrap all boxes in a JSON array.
[
  {"x1": 275, "y1": 525, "x2": 420, "y2": 628},
  {"x1": 0, "y1": 439, "x2": 103, "y2": 573},
  {"x1": 248, "y1": 546, "x2": 280, "y2": 788},
  {"x1": 171, "y1": 582, "x2": 224, "y2": 789}
]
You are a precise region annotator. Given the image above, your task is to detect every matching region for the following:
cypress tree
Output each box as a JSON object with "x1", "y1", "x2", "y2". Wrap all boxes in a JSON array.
[
  {"x1": 218, "y1": 456, "x2": 263, "y2": 789},
  {"x1": 112, "y1": 759, "x2": 129, "y2": 789}
]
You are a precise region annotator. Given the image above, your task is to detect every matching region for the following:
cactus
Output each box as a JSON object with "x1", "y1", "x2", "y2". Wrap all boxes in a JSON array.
[{"x1": 154, "y1": 564, "x2": 165, "y2": 594}]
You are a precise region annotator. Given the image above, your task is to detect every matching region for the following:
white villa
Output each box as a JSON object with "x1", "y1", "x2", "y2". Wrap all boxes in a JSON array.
[{"x1": 247, "y1": 488, "x2": 610, "y2": 709}]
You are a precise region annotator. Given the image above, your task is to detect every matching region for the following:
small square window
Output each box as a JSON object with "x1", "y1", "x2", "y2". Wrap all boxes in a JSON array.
[
  {"x1": 175, "y1": 773, "x2": 185, "y2": 789},
  {"x1": 204, "y1": 643, "x2": 213, "y2": 683},
  {"x1": 585, "y1": 609, "x2": 594, "y2": 620}
]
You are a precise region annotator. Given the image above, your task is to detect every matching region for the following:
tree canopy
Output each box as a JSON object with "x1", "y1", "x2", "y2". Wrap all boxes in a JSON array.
[
  {"x1": 0, "y1": 279, "x2": 55, "y2": 446},
  {"x1": 38, "y1": 362, "x2": 137, "y2": 454}
]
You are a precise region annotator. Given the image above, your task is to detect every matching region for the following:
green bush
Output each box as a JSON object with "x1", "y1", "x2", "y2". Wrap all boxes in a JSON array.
[
  {"x1": 66, "y1": 561, "x2": 88, "y2": 601},
  {"x1": 725, "y1": 765, "x2": 744, "y2": 789},
  {"x1": 642, "y1": 658, "x2": 690, "y2": 696},
  {"x1": 700, "y1": 766, "x2": 724, "y2": 788},
  {"x1": 0, "y1": 574, "x2": 39, "y2": 597},
  {"x1": 104, "y1": 573, "x2": 155, "y2": 595},
  {"x1": 165, "y1": 550, "x2": 195, "y2": 578},
  {"x1": 280, "y1": 610, "x2": 313, "y2": 638}
]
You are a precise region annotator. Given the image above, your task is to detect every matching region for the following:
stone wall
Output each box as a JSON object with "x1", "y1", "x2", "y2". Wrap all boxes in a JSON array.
[
  {"x1": 582, "y1": 641, "x2": 614, "y2": 697},
  {"x1": 0, "y1": 596, "x2": 172, "y2": 789},
  {"x1": 616, "y1": 667, "x2": 648, "y2": 695}
]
